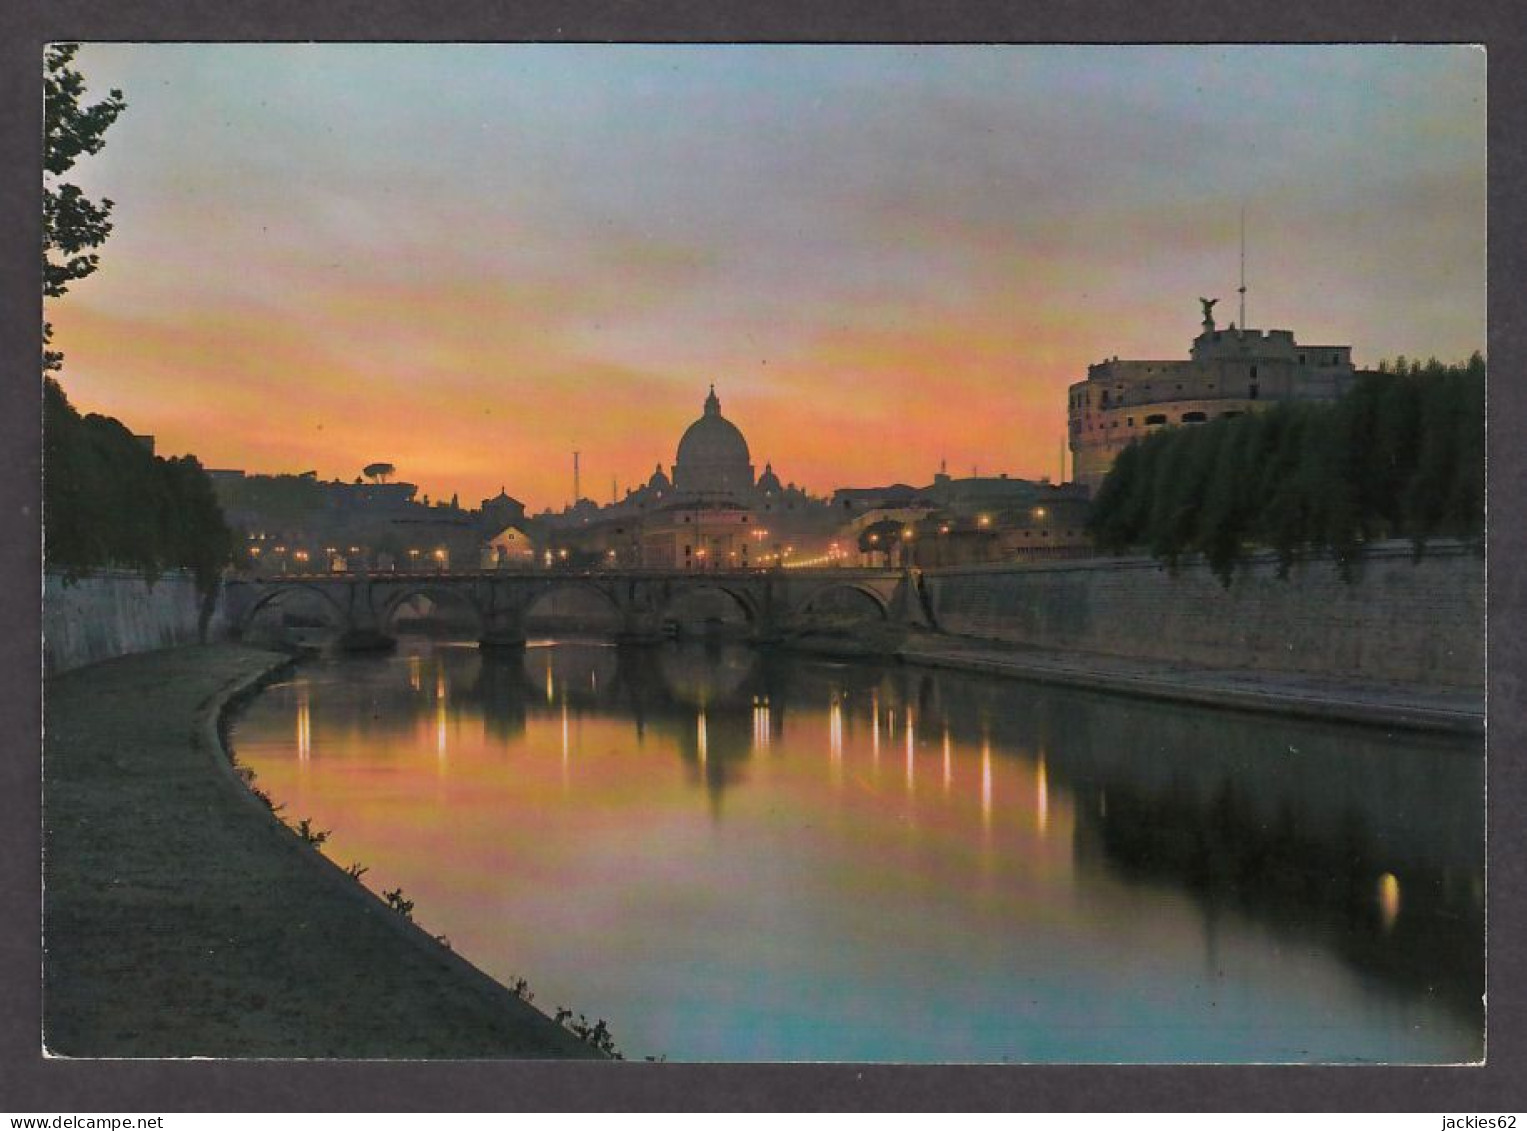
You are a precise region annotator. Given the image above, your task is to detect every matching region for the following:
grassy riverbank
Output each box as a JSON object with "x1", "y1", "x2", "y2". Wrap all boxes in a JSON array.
[{"x1": 43, "y1": 644, "x2": 601, "y2": 1058}]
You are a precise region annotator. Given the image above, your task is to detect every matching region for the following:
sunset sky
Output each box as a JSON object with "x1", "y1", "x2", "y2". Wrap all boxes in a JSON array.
[{"x1": 47, "y1": 44, "x2": 1486, "y2": 510}]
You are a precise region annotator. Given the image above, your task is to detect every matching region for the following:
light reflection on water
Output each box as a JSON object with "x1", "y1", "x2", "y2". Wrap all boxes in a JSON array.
[{"x1": 234, "y1": 639, "x2": 1483, "y2": 1063}]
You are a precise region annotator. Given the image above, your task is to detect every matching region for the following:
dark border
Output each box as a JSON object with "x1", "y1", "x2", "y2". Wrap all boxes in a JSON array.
[{"x1": 5, "y1": 0, "x2": 1524, "y2": 1113}]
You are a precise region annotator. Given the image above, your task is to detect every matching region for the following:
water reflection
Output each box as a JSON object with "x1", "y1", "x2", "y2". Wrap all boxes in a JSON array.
[
  {"x1": 1379, "y1": 872, "x2": 1402, "y2": 933},
  {"x1": 295, "y1": 681, "x2": 311, "y2": 764},
  {"x1": 234, "y1": 639, "x2": 1484, "y2": 1063}
]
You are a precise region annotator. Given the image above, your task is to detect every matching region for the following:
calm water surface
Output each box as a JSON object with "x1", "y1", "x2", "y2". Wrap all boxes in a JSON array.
[{"x1": 233, "y1": 639, "x2": 1483, "y2": 1062}]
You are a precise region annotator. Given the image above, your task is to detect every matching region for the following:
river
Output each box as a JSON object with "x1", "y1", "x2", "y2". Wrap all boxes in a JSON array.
[{"x1": 231, "y1": 638, "x2": 1483, "y2": 1063}]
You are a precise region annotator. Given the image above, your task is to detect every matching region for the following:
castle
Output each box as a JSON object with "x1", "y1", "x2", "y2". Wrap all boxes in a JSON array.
[{"x1": 1067, "y1": 300, "x2": 1360, "y2": 492}]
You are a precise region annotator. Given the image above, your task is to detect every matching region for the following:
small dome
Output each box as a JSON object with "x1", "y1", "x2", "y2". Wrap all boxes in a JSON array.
[
  {"x1": 647, "y1": 462, "x2": 671, "y2": 491},
  {"x1": 757, "y1": 462, "x2": 782, "y2": 493}
]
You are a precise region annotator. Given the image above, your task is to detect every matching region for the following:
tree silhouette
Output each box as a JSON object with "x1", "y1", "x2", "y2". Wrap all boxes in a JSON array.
[
  {"x1": 44, "y1": 44, "x2": 126, "y2": 372},
  {"x1": 1087, "y1": 357, "x2": 1484, "y2": 585}
]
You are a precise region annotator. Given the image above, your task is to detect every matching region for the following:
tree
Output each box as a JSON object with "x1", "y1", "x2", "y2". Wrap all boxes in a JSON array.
[
  {"x1": 363, "y1": 462, "x2": 396, "y2": 484},
  {"x1": 1086, "y1": 356, "x2": 1484, "y2": 584},
  {"x1": 44, "y1": 44, "x2": 126, "y2": 371},
  {"x1": 857, "y1": 518, "x2": 908, "y2": 567}
]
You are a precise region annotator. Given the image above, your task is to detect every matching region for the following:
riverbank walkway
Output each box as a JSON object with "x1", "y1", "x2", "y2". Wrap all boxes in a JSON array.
[
  {"x1": 43, "y1": 644, "x2": 600, "y2": 1058},
  {"x1": 899, "y1": 633, "x2": 1484, "y2": 735}
]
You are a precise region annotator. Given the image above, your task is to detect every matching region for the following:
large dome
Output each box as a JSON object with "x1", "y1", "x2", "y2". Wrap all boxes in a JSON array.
[{"x1": 673, "y1": 386, "x2": 754, "y2": 495}]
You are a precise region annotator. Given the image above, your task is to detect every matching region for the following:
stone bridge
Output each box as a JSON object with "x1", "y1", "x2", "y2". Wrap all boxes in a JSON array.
[{"x1": 224, "y1": 567, "x2": 932, "y2": 649}]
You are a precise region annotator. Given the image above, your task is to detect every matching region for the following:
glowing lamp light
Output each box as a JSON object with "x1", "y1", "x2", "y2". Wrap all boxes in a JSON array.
[
  {"x1": 978, "y1": 514, "x2": 992, "y2": 528},
  {"x1": 249, "y1": 546, "x2": 261, "y2": 556}
]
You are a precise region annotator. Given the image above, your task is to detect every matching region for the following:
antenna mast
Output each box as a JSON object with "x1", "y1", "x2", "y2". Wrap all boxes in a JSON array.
[
  {"x1": 1238, "y1": 206, "x2": 1247, "y2": 329},
  {"x1": 573, "y1": 450, "x2": 580, "y2": 503}
]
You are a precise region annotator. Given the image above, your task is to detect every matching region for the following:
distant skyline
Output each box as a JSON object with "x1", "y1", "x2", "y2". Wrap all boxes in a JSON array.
[{"x1": 47, "y1": 44, "x2": 1486, "y2": 510}]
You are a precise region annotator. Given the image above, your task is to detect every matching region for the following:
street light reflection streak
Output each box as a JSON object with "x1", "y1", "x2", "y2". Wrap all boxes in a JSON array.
[
  {"x1": 1036, "y1": 752, "x2": 1049, "y2": 836},
  {"x1": 435, "y1": 666, "x2": 448, "y2": 765},
  {"x1": 296, "y1": 683, "x2": 311, "y2": 764},
  {"x1": 752, "y1": 699, "x2": 771, "y2": 751},
  {"x1": 942, "y1": 728, "x2": 952, "y2": 795},
  {"x1": 1378, "y1": 872, "x2": 1402, "y2": 932},
  {"x1": 905, "y1": 707, "x2": 915, "y2": 794},
  {"x1": 829, "y1": 697, "x2": 844, "y2": 783},
  {"x1": 871, "y1": 692, "x2": 880, "y2": 768},
  {"x1": 697, "y1": 710, "x2": 708, "y2": 768},
  {"x1": 561, "y1": 701, "x2": 570, "y2": 789},
  {"x1": 981, "y1": 740, "x2": 993, "y2": 829}
]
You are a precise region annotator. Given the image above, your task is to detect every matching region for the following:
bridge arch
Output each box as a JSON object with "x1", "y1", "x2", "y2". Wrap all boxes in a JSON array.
[
  {"x1": 520, "y1": 580, "x2": 624, "y2": 633},
  {"x1": 792, "y1": 582, "x2": 890, "y2": 622},
  {"x1": 237, "y1": 583, "x2": 349, "y2": 635},
  {"x1": 657, "y1": 583, "x2": 760, "y2": 630},
  {"x1": 378, "y1": 583, "x2": 488, "y2": 637}
]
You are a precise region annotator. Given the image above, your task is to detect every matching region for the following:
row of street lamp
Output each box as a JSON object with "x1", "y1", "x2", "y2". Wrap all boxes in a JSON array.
[{"x1": 244, "y1": 507, "x2": 1054, "y2": 574}]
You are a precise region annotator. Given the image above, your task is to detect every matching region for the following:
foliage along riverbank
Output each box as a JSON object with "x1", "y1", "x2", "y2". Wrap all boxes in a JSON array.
[
  {"x1": 1087, "y1": 355, "x2": 1485, "y2": 585},
  {"x1": 44, "y1": 378, "x2": 235, "y2": 599}
]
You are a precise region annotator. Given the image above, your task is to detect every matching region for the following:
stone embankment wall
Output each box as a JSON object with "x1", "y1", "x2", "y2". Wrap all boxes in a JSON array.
[
  {"x1": 923, "y1": 540, "x2": 1483, "y2": 688},
  {"x1": 44, "y1": 569, "x2": 226, "y2": 676}
]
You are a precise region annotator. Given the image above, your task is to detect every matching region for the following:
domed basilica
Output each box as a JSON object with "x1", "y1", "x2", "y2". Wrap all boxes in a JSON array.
[
  {"x1": 673, "y1": 386, "x2": 754, "y2": 496},
  {"x1": 538, "y1": 385, "x2": 836, "y2": 568},
  {"x1": 626, "y1": 385, "x2": 795, "y2": 509}
]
